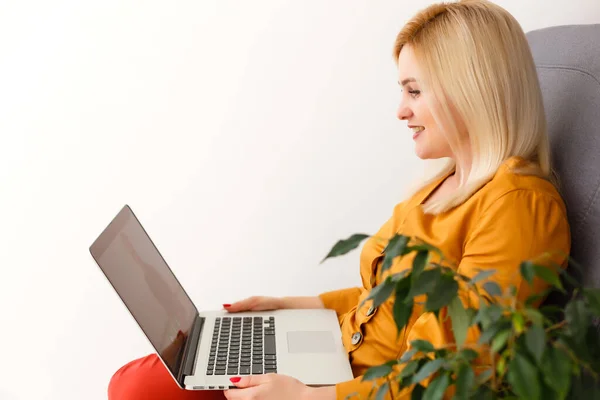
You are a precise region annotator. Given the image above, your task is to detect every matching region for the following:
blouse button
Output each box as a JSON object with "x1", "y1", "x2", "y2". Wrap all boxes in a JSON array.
[
  {"x1": 351, "y1": 332, "x2": 363, "y2": 345},
  {"x1": 366, "y1": 306, "x2": 376, "y2": 317}
]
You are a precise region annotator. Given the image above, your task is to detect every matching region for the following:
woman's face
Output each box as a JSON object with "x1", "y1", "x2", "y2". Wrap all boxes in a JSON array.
[{"x1": 396, "y1": 44, "x2": 455, "y2": 160}]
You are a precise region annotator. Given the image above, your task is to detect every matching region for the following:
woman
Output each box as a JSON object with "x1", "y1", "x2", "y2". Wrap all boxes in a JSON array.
[{"x1": 108, "y1": 0, "x2": 570, "y2": 399}]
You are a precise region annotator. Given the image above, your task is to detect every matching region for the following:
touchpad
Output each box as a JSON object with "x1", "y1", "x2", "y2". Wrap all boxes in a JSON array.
[{"x1": 287, "y1": 331, "x2": 336, "y2": 353}]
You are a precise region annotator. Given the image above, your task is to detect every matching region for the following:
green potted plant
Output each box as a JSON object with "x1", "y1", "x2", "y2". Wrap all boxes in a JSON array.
[{"x1": 322, "y1": 233, "x2": 600, "y2": 400}]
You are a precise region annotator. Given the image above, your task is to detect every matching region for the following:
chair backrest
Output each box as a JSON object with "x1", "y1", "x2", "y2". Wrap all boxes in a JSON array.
[{"x1": 527, "y1": 24, "x2": 600, "y2": 288}]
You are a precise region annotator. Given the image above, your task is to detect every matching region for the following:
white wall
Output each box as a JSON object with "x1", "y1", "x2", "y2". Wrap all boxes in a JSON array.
[{"x1": 0, "y1": 1, "x2": 598, "y2": 399}]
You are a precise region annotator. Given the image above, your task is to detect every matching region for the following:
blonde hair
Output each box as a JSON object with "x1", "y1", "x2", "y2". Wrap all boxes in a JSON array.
[{"x1": 394, "y1": 0, "x2": 554, "y2": 214}]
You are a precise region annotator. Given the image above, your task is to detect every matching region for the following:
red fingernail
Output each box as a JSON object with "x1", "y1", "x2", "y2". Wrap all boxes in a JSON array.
[
  {"x1": 223, "y1": 304, "x2": 231, "y2": 308},
  {"x1": 230, "y1": 377, "x2": 241, "y2": 383}
]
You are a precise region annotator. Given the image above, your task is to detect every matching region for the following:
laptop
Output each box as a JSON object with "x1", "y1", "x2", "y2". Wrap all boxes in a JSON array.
[{"x1": 89, "y1": 205, "x2": 353, "y2": 390}]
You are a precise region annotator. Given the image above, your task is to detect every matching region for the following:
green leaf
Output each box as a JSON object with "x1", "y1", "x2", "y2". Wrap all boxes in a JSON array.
[
  {"x1": 473, "y1": 303, "x2": 504, "y2": 332},
  {"x1": 322, "y1": 234, "x2": 370, "y2": 262},
  {"x1": 426, "y1": 274, "x2": 459, "y2": 311},
  {"x1": 411, "y1": 384, "x2": 426, "y2": 400},
  {"x1": 520, "y1": 261, "x2": 536, "y2": 285},
  {"x1": 411, "y1": 251, "x2": 430, "y2": 280},
  {"x1": 496, "y1": 357, "x2": 507, "y2": 376},
  {"x1": 423, "y1": 373, "x2": 450, "y2": 400},
  {"x1": 532, "y1": 265, "x2": 564, "y2": 291},
  {"x1": 458, "y1": 348, "x2": 480, "y2": 362},
  {"x1": 524, "y1": 309, "x2": 545, "y2": 326},
  {"x1": 400, "y1": 348, "x2": 418, "y2": 363},
  {"x1": 407, "y1": 243, "x2": 442, "y2": 255},
  {"x1": 583, "y1": 288, "x2": 600, "y2": 316},
  {"x1": 569, "y1": 373, "x2": 600, "y2": 400},
  {"x1": 525, "y1": 324, "x2": 546, "y2": 363},
  {"x1": 454, "y1": 364, "x2": 475, "y2": 399},
  {"x1": 512, "y1": 313, "x2": 525, "y2": 334},
  {"x1": 482, "y1": 281, "x2": 502, "y2": 297},
  {"x1": 507, "y1": 352, "x2": 540, "y2": 400},
  {"x1": 541, "y1": 346, "x2": 572, "y2": 398},
  {"x1": 474, "y1": 368, "x2": 493, "y2": 385},
  {"x1": 394, "y1": 297, "x2": 414, "y2": 336},
  {"x1": 411, "y1": 358, "x2": 444, "y2": 384},
  {"x1": 393, "y1": 276, "x2": 414, "y2": 334},
  {"x1": 362, "y1": 361, "x2": 396, "y2": 381},
  {"x1": 491, "y1": 329, "x2": 511, "y2": 353},
  {"x1": 399, "y1": 359, "x2": 420, "y2": 379},
  {"x1": 448, "y1": 297, "x2": 470, "y2": 347},
  {"x1": 469, "y1": 269, "x2": 497, "y2": 285},
  {"x1": 394, "y1": 275, "x2": 412, "y2": 301},
  {"x1": 565, "y1": 300, "x2": 589, "y2": 342},
  {"x1": 411, "y1": 339, "x2": 435, "y2": 353},
  {"x1": 375, "y1": 381, "x2": 389, "y2": 400},
  {"x1": 478, "y1": 319, "x2": 511, "y2": 345},
  {"x1": 408, "y1": 268, "x2": 441, "y2": 297},
  {"x1": 381, "y1": 235, "x2": 410, "y2": 273},
  {"x1": 365, "y1": 277, "x2": 396, "y2": 308}
]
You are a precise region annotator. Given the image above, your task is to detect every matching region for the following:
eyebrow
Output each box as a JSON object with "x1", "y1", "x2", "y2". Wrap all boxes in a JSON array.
[{"x1": 398, "y1": 78, "x2": 417, "y2": 86}]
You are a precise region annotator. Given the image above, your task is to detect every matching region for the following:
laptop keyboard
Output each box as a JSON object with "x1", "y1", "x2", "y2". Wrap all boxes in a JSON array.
[{"x1": 207, "y1": 316, "x2": 277, "y2": 376}]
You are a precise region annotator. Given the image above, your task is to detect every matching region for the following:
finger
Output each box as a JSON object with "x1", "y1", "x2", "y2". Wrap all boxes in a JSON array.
[
  {"x1": 229, "y1": 374, "x2": 270, "y2": 388},
  {"x1": 224, "y1": 386, "x2": 262, "y2": 400},
  {"x1": 226, "y1": 297, "x2": 258, "y2": 313}
]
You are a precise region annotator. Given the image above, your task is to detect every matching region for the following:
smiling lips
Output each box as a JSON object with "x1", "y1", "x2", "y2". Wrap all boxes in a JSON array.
[{"x1": 411, "y1": 126, "x2": 425, "y2": 140}]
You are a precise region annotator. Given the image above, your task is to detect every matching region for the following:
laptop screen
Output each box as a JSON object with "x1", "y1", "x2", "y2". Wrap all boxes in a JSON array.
[{"x1": 89, "y1": 205, "x2": 198, "y2": 379}]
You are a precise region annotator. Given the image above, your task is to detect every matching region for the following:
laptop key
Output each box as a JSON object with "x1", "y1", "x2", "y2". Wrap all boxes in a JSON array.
[
  {"x1": 264, "y1": 335, "x2": 276, "y2": 355},
  {"x1": 252, "y1": 365, "x2": 263, "y2": 374},
  {"x1": 240, "y1": 366, "x2": 251, "y2": 375}
]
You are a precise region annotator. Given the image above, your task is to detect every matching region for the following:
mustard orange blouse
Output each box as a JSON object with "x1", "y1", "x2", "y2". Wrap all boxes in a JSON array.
[{"x1": 319, "y1": 157, "x2": 571, "y2": 399}]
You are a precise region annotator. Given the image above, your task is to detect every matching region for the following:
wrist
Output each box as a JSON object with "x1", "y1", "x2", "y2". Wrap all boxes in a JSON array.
[
  {"x1": 279, "y1": 296, "x2": 323, "y2": 310},
  {"x1": 275, "y1": 296, "x2": 286, "y2": 309}
]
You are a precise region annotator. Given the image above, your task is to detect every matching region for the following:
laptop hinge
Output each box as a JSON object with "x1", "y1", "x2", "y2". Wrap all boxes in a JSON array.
[{"x1": 177, "y1": 314, "x2": 204, "y2": 387}]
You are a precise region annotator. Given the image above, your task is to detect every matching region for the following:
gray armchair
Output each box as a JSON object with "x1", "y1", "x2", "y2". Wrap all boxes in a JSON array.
[
  {"x1": 527, "y1": 24, "x2": 600, "y2": 397},
  {"x1": 527, "y1": 24, "x2": 600, "y2": 289}
]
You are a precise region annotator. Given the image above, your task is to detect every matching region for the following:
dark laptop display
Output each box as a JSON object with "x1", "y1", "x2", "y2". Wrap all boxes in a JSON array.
[{"x1": 89, "y1": 206, "x2": 198, "y2": 379}]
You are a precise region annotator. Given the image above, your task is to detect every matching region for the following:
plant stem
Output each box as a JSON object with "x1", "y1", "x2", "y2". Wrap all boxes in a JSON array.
[
  {"x1": 545, "y1": 320, "x2": 566, "y2": 332},
  {"x1": 386, "y1": 376, "x2": 395, "y2": 399},
  {"x1": 555, "y1": 342, "x2": 599, "y2": 380}
]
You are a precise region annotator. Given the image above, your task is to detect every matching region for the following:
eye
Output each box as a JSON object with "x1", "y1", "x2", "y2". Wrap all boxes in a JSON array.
[{"x1": 408, "y1": 90, "x2": 421, "y2": 98}]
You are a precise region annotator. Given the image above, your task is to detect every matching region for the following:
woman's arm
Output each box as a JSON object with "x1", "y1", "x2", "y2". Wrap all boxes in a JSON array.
[
  {"x1": 318, "y1": 287, "x2": 363, "y2": 316},
  {"x1": 279, "y1": 296, "x2": 325, "y2": 309}
]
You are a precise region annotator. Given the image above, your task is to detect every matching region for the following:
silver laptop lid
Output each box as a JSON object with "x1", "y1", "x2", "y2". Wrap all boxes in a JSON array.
[{"x1": 89, "y1": 205, "x2": 199, "y2": 382}]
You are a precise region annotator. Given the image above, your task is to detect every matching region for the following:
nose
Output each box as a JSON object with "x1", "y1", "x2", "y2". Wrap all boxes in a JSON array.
[{"x1": 396, "y1": 100, "x2": 413, "y2": 121}]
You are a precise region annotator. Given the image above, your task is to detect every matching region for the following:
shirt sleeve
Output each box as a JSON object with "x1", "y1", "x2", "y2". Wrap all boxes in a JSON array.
[{"x1": 318, "y1": 287, "x2": 362, "y2": 317}]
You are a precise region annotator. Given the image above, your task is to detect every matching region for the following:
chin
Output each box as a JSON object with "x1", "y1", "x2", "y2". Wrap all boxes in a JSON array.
[
  {"x1": 414, "y1": 146, "x2": 433, "y2": 160},
  {"x1": 414, "y1": 147, "x2": 445, "y2": 160}
]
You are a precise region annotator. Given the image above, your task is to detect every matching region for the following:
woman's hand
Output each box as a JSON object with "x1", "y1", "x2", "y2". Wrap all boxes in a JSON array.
[
  {"x1": 223, "y1": 296, "x2": 283, "y2": 313},
  {"x1": 224, "y1": 296, "x2": 325, "y2": 313},
  {"x1": 224, "y1": 374, "x2": 335, "y2": 400}
]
